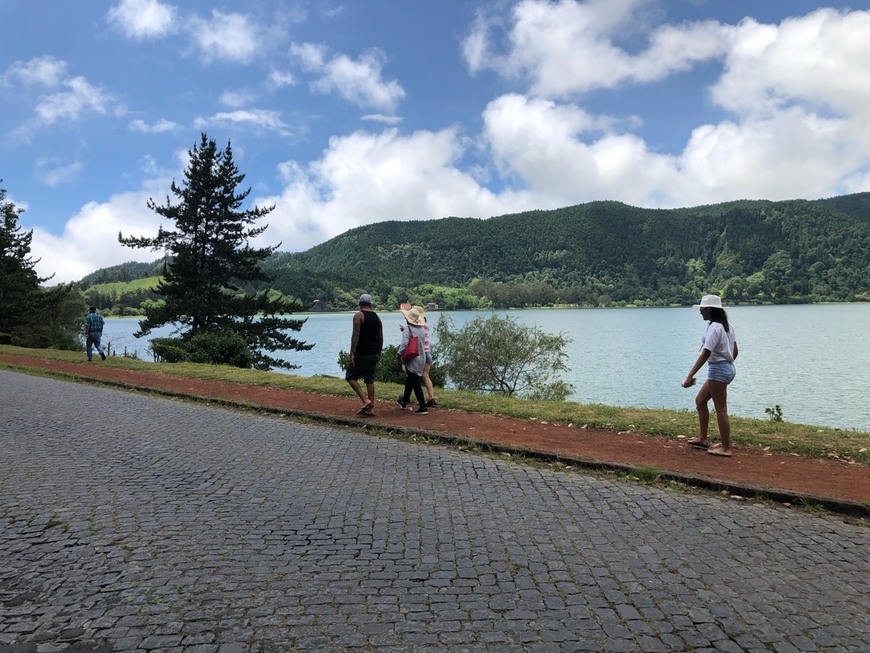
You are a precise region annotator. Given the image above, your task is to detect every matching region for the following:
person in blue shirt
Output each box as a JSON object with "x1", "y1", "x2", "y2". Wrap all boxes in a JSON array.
[{"x1": 83, "y1": 306, "x2": 106, "y2": 361}]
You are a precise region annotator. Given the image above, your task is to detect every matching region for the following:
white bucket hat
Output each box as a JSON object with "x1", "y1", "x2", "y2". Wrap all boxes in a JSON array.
[{"x1": 693, "y1": 294, "x2": 724, "y2": 309}]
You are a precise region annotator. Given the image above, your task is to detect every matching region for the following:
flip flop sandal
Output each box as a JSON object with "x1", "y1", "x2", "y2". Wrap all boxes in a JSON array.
[
  {"x1": 687, "y1": 438, "x2": 709, "y2": 448},
  {"x1": 357, "y1": 403, "x2": 374, "y2": 416},
  {"x1": 707, "y1": 446, "x2": 732, "y2": 457}
]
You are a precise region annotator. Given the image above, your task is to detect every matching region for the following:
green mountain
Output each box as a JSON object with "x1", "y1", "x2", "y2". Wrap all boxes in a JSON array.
[{"x1": 82, "y1": 193, "x2": 870, "y2": 311}]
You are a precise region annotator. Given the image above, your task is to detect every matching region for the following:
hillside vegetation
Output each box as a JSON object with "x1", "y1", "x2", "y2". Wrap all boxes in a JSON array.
[{"x1": 81, "y1": 193, "x2": 870, "y2": 312}]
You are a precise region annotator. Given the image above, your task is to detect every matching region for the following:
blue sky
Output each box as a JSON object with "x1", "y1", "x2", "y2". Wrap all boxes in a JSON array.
[{"x1": 2, "y1": 0, "x2": 869, "y2": 283}]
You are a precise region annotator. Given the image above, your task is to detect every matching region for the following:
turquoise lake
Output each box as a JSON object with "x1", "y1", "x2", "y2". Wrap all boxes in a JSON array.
[{"x1": 104, "y1": 304, "x2": 870, "y2": 432}]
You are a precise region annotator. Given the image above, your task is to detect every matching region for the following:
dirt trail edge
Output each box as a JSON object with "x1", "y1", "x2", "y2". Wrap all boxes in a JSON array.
[{"x1": 2, "y1": 353, "x2": 868, "y2": 515}]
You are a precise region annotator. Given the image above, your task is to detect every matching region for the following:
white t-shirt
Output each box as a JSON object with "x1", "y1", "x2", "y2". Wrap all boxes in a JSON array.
[{"x1": 702, "y1": 322, "x2": 737, "y2": 363}]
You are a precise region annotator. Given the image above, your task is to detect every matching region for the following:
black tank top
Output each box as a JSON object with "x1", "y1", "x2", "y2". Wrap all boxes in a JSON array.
[{"x1": 357, "y1": 310, "x2": 382, "y2": 355}]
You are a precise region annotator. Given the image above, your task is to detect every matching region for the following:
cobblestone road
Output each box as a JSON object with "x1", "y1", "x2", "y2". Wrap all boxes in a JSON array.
[{"x1": 1, "y1": 371, "x2": 868, "y2": 653}]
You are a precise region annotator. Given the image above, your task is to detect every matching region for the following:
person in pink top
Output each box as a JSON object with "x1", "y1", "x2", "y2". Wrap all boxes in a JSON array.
[{"x1": 412, "y1": 305, "x2": 438, "y2": 407}]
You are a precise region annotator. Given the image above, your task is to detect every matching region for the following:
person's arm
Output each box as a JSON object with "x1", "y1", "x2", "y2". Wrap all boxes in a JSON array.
[
  {"x1": 349, "y1": 312, "x2": 362, "y2": 364},
  {"x1": 397, "y1": 324, "x2": 410, "y2": 356},
  {"x1": 732, "y1": 341, "x2": 739, "y2": 360},
  {"x1": 682, "y1": 348, "x2": 711, "y2": 388}
]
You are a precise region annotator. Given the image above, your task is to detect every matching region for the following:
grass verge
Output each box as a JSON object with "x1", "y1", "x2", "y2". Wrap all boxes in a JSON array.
[{"x1": 2, "y1": 344, "x2": 868, "y2": 464}]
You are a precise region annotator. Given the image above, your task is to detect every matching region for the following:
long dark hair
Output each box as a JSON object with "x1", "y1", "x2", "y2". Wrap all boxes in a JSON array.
[{"x1": 708, "y1": 307, "x2": 730, "y2": 333}]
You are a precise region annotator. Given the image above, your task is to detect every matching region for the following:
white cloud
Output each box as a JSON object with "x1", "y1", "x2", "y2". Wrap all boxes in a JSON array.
[
  {"x1": 2, "y1": 56, "x2": 67, "y2": 87},
  {"x1": 463, "y1": 0, "x2": 730, "y2": 97},
  {"x1": 107, "y1": 0, "x2": 177, "y2": 40},
  {"x1": 188, "y1": 10, "x2": 263, "y2": 64},
  {"x1": 290, "y1": 42, "x2": 327, "y2": 70},
  {"x1": 482, "y1": 93, "x2": 679, "y2": 206},
  {"x1": 290, "y1": 42, "x2": 405, "y2": 112},
  {"x1": 34, "y1": 158, "x2": 83, "y2": 187},
  {"x1": 258, "y1": 127, "x2": 528, "y2": 252},
  {"x1": 479, "y1": 91, "x2": 868, "y2": 209},
  {"x1": 194, "y1": 109, "x2": 291, "y2": 136},
  {"x1": 33, "y1": 77, "x2": 124, "y2": 126},
  {"x1": 31, "y1": 191, "x2": 166, "y2": 283},
  {"x1": 129, "y1": 118, "x2": 179, "y2": 133},
  {"x1": 712, "y1": 9, "x2": 870, "y2": 118},
  {"x1": 460, "y1": 3, "x2": 870, "y2": 206},
  {"x1": 267, "y1": 69, "x2": 296, "y2": 89}
]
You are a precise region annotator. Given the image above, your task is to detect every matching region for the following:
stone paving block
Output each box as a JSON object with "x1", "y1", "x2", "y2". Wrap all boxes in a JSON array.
[{"x1": 1, "y1": 371, "x2": 868, "y2": 652}]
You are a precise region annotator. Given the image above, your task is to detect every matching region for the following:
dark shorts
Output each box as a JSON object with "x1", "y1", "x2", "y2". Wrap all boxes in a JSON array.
[{"x1": 346, "y1": 353, "x2": 379, "y2": 384}]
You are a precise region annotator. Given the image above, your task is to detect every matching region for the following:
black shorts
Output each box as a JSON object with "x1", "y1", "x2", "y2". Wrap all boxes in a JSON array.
[{"x1": 345, "y1": 353, "x2": 379, "y2": 384}]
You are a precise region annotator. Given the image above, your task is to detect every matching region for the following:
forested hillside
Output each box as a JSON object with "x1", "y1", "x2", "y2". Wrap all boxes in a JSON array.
[{"x1": 80, "y1": 193, "x2": 870, "y2": 312}]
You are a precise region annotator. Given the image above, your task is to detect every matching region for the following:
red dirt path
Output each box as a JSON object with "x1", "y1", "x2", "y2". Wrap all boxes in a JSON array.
[{"x1": 2, "y1": 353, "x2": 868, "y2": 509}]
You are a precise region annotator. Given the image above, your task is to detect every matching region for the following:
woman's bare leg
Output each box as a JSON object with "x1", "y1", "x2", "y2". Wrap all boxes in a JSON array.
[
  {"x1": 708, "y1": 380, "x2": 731, "y2": 452},
  {"x1": 422, "y1": 363, "x2": 435, "y2": 401},
  {"x1": 694, "y1": 381, "x2": 712, "y2": 442}
]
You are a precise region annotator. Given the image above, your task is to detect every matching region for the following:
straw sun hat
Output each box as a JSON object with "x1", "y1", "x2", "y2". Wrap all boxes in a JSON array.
[{"x1": 401, "y1": 306, "x2": 424, "y2": 325}]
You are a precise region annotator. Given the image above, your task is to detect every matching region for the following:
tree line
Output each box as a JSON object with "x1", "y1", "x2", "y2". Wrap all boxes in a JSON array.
[{"x1": 81, "y1": 193, "x2": 870, "y2": 312}]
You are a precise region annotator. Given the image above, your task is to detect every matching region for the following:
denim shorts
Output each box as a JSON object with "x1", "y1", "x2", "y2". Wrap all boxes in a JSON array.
[
  {"x1": 707, "y1": 361, "x2": 736, "y2": 384},
  {"x1": 424, "y1": 351, "x2": 432, "y2": 365}
]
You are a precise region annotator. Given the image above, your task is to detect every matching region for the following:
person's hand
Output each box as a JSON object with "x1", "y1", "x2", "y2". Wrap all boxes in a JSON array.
[{"x1": 681, "y1": 376, "x2": 696, "y2": 388}]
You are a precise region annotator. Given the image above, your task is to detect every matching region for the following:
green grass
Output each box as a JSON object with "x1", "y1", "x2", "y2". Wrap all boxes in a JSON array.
[
  {"x1": 85, "y1": 276, "x2": 161, "y2": 297},
  {"x1": 2, "y1": 344, "x2": 868, "y2": 464}
]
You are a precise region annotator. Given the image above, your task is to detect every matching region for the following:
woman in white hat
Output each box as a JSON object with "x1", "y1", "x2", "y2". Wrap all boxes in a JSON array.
[
  {"x1": 396, "y1": 306, "x2": 429, "y2": 415},
  {"x1": 682, "y1": 294, "x2": 739, "y2": 457}
]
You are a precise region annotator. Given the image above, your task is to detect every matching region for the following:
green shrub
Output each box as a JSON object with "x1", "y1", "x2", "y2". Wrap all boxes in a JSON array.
[
  {"x1": 150, "y1": 338, "x2": 188, "y2": 363},
  {"x1": 186, "y1": 330, "x2": 252, "y2": 368}
]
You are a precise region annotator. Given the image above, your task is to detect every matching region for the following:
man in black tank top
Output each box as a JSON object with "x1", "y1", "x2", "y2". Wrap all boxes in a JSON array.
[{"x1": 346, "y1": 293, "x2": 383, "y2": 416}]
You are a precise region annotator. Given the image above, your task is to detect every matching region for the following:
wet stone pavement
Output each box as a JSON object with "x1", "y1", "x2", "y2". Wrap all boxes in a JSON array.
[{"x1": 0, "y1": 371, "x2": 868, "y2": 653}]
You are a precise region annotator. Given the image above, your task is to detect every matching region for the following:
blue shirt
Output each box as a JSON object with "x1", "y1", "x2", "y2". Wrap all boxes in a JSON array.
[{"x1": 84, "y1": 312, "x2": 104, "y2": 336}]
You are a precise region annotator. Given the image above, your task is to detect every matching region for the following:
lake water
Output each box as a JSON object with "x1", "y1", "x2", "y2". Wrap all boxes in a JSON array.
[{"x1": 103, "y1": 304, "x2": 870, "y2": 432}]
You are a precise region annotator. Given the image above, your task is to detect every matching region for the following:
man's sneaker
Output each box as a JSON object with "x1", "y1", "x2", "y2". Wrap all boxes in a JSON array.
[
  {"x1": 413, "y1": 407, "x2": 428, "y2": 415},
  {"x1": 100, "y1": 352, "x2": 106, "y2": 361},
  {"x1": 396, "y1": 397, "x2": 408, "y2": 410},
  {"x1": 425, "y1": 399, "x2": 438, "y2": 407}
]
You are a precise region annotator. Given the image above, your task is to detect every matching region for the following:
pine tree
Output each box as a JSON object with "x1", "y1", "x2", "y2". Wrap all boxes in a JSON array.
[
  {"x1": 0, "y1": 180, "x2": 82, "y2": 349},
  {"x1": 119, "y1": 134, "x2": 311, "y2": 370}
]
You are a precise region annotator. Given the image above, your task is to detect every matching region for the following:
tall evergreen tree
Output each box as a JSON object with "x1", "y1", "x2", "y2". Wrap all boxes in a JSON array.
[
  {"x1": 0, "y1": 180, "x2": 82, "y2": 349},
  {"x1": 119, "y1": 134, "x2": 311, "y2": 370}
]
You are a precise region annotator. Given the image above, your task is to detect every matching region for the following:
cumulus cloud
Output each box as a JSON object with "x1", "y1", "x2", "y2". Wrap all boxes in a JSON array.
[
  {"x1": 461, "y1": 2, "x2": 870, "y2": 205},
  {"x1": 188, "y1": 10, "x2": 263, "y2": 64},
  {"x1": 464, "y1": 0, "x2": 730, "y2": 96},
  {"x1": 712, "y1": 9, "x2": 870, "y2": 118},
  {"x1": 290, "y1": 42, "x2": 405, "y2": 112},
  {"x1": 30, "y1": 190, "x2": 165, "y2": 283},
  {"x1": 257, "y1": 127, "x2": 528, "y2": 252},
  {"x1": 107, "y1": 0, "x2": 177, "y2": 40},
  {"x1": 482, "y1": 93, "x2": 679, "y2": 206}
]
